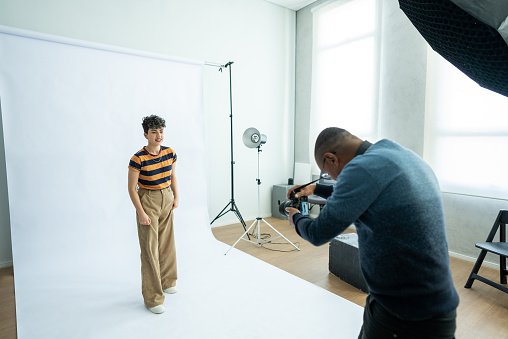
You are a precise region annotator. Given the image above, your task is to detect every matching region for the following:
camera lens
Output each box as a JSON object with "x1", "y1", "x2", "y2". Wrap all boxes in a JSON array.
[{"x1": 278, "y1": 200, "x2": 293, "y2": 217}]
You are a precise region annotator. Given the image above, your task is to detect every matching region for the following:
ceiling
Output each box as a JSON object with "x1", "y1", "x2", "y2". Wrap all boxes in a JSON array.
[{"x1": 264, "y1": 0, "x2": 319, "y2": 11}]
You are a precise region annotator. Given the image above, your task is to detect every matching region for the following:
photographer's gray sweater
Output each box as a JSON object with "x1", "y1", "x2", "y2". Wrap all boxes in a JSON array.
[{"x1": 293, "y1": 139, "x2": 459, "y2": 319}]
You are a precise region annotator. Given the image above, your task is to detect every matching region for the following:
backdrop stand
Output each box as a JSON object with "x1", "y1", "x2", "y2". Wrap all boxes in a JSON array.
[{"x1": 206, "y1": 61, "x2": 249, "y2": 238}]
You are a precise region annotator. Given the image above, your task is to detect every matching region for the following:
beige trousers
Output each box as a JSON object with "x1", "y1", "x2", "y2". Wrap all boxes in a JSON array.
[{"x1": 136, "y1": 187, "x2": 177, "y2": 308}]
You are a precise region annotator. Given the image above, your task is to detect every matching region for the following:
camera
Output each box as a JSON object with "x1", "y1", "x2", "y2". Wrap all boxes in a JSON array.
[{"x1": 279, "y1": 191, "x2": 309, "y2": 217}]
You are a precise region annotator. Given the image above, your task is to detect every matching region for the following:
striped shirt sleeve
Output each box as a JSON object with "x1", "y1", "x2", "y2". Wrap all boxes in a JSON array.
[{"x1": 128, "y1": 155, "x2": 142, "y2": 172}]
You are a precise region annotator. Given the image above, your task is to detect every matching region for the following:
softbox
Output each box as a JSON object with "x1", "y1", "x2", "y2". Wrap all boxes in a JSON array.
[{"x1": 399, "y1": 0, "x2": 508, "y2": 97}]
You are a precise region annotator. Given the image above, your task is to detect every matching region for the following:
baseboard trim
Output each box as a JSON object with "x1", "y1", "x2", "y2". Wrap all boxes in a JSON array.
[
  {"x1": 449, "y1": 251, "x2": 499, "y2": 270},
  {"x1": 0, "y1": 261, "x2": 13, "y2": 269}
]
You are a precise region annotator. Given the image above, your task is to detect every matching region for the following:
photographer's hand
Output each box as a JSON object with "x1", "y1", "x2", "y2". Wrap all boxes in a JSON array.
[
  {"x1": 287, "y1": 184, "x2": 316, "y2": 199},
  {"x1": 285, "y1": 207, "x2": 300, "y2": 228}
]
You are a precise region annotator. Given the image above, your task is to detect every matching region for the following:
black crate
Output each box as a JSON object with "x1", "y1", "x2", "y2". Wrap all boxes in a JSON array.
[{"x1": 329, "y1": 233, "x2": 369, "y2": 293}]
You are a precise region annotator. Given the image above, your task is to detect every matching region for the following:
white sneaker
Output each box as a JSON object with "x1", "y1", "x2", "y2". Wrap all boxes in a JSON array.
[
  {"x1": 163, "y1": 286, "x2": 178, "y2": 294},
  {"x1": 148, "y1": 305, "x2": 165, "y2": 314}
]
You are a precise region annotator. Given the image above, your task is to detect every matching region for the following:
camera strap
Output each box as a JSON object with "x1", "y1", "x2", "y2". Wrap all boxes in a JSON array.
[{"x1": 296, "y1": 177, "x2": 321, "y2": 193}]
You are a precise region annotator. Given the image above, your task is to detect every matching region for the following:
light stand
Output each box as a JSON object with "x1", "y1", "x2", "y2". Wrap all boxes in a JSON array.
[
  {"x1": 209, "y1": 61, "x2": 249, "y2": 238},
  {"x1": 225, "y1": 129, "x2": 300, "y2": 255}
]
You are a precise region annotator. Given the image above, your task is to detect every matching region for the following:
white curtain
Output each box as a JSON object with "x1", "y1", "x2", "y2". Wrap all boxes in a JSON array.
[
  {"x1": 424, "y1": 47, "x2": 508, "y2": 200},
  {"x1": 310, "y1": 0, "x2": 379, "y2": 174}
]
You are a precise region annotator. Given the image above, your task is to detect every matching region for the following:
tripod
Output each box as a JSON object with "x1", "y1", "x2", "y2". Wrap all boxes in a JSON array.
[
  {"x1": 225, "y1": 145, "x2": 300, "y2": 255},
  {"x1": 209, "y1": 61, "x2": 249, "y2": 238}
]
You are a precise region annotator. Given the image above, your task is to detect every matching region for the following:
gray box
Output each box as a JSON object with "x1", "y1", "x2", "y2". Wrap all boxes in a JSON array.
[{"x1": 271, "y1": 184, "x2": 293, "y2": 220}]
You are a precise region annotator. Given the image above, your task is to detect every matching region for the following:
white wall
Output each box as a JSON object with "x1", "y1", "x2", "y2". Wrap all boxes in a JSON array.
[
  {"x1": 0, "y1": 109, "x2": 11, "y2": 268},
  {"x1": 0, "y1": 0, "x2": 296, "y2": 267},
  {"x1": 295, "y1": 0, "x2": 508, "y2": 267},
  {"x1": 377, "y1": 1, "x2": 427, "y2": 155}
]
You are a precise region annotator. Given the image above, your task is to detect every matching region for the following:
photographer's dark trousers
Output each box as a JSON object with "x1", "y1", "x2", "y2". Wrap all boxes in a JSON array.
[
  {"x1": 137, "y1": 187, "x2": 177, "y2": 309},
  {"x1": 358, "y1": 295, "x2": 456, "y2": 339}
]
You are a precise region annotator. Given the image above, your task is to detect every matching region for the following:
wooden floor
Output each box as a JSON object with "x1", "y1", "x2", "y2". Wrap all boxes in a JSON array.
[
  {"x1": 0, "y1": 217, "x2": 507, "y2": 338},
  {"x1": 0, "y1": 265, "x2": 16, "y2": 339}
]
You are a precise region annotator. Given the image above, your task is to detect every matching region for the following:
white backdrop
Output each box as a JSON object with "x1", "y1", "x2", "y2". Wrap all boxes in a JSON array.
[
  {"x1": 0, "y1": 25, "x2": 362, "y2": 339},
  {"x1": 0, "y1": 25, "x2": 206, "y2": 282}
]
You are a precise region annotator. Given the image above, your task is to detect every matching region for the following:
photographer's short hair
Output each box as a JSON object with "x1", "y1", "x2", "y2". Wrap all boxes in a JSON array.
[
  {"x1": 314, "y1": 127, "x2": 354, "y2": 159},
  {"x1": 142, "y1": 115, "x2": 166, "y2": 134}
]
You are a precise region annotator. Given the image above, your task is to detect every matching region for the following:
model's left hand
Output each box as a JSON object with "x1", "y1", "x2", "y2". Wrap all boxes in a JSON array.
[
  {"x1": 286, "y1": 207, "x2": 300, "y2": 228},
  {"x1": 172, "y1": 197, "x2": 179, "y2": 210}
]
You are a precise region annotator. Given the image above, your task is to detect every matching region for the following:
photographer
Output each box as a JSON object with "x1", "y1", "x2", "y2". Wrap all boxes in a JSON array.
[{"x1": 285, "y1": 127, "x2": 459, "y2": 339}]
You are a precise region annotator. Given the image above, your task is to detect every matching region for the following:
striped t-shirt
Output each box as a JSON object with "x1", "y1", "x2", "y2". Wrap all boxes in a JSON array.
[{"x1": 128, "y1": 146, "x2": 177, "y2": 190}]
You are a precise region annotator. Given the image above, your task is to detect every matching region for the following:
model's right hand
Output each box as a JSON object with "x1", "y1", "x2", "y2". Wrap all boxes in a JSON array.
[
  {"x1": 287, "y1": 184, "x2": 316, "y2": 199},
  {"x1": 139, "y1": 212, "x2": 151, "y2": 225}
]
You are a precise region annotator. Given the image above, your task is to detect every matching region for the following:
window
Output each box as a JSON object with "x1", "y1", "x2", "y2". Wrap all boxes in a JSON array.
[
  {"x1": 424, "y1": 48, "x2": 508, "y2": 199},
  {"x1": 310, "y1": 0, "x2": 380, "y2": 173}
]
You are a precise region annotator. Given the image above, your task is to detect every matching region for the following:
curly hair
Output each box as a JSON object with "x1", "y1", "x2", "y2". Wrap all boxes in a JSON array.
[{"x1": 142, "y1": 115, "x2": 166, "y2": 134}]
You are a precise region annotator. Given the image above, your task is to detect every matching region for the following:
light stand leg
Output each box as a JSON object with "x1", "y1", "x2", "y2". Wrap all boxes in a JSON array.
[
  {"x1": 260, "y1": 218, "x2": 300, "y2": 251},
  {"x1": 210, "y1": 199, "x2": 249, "y2": 237},
  {"x1": 225, "y1": 219, "x2": 258, "y2": 255},
  {"x1": 210, "y1": 200, "x2": 233, "y2": 224}
]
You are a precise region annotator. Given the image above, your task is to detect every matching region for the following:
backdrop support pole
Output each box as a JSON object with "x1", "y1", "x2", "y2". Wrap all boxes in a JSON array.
[{"x1": 207, "y1": 61, "x2": 249, "y2": 239}]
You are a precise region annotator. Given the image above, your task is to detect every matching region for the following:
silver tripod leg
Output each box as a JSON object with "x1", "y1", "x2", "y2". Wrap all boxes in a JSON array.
[
  {"x1": 225, "y1": 219, "x2": 258, "y2": 255},
  {"x1": 259, "y1": 218, "x2": 300, "y2": 250},
  {"x1": 225, "y1": 218, "x2": 300, "y2": 255}
]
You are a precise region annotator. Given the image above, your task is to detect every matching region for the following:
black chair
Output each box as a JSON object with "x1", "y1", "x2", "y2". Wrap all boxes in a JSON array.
[
  {"x1": 307, "y1": 194, "x2": 327, "y2": 210},
  {"x1": 464, "y1": 210, "x2": 508, "y2": 294},
  {"x1": 307, "y1": 173, "x2": 336, "y2": 212}
]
